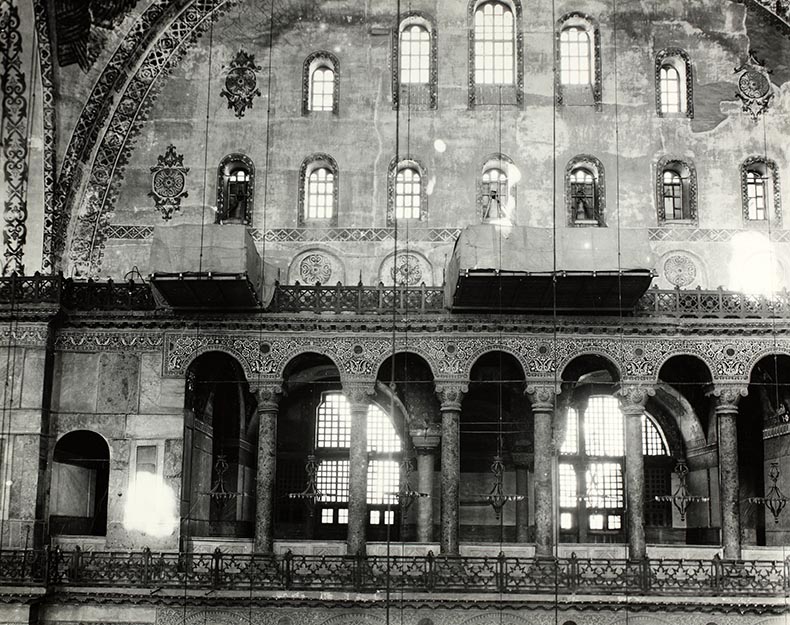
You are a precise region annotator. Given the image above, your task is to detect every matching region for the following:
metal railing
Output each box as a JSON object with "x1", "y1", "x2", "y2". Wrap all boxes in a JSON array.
[
  {"x1": 2, "y1": 548, "x2": 786, "y2": 596},
  {"x1": 1, "y1": 275, "x2": 790, "y2": 319}
]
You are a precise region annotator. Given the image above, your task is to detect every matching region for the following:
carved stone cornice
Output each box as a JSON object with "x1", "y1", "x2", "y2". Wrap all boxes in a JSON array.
[{"x1": 435, "y1": 381, "x2": 466, "y2": 412}]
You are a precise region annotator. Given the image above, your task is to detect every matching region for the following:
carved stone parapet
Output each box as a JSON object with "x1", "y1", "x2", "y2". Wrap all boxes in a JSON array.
[
  {"x1": 435, "y1": 381, "x2": 467, "y2": 412},
  {"x1": 708, "y1": 383, "x2": 748, "y2": 412},
  {"x1": 616, "y1": 383, "x2": 655, "y2": 414},
  {"x1": 251, "y1": 382, "x2": 283, "y2": 413},
  {"x1": 526, "y1": 382, "x2": 560, "y2": 412},
  {"x1": 410, "y1": 424, "x2": 441, "y2": 453}
]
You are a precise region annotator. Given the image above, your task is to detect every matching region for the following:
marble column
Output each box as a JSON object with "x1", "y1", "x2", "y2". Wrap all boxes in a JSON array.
[
  {"x1": 512, "y1": 443, "x2": 532, "y2": 543},
  {"x1": 345, "y1": 383, "x2": 371, "y2": 556},
  {"x1": 436, "y1": 383, "x2": 465, "y2": 555},
  {"x1": 527, "y1": 384, "x2": 556, "y2": 557},
  {"x1": 252, "y1": 383, "x2": 281, "y2": 553},
  {"x1": 410, "y1": 425, "x2": 441, "y2": 543},
  {"x1": 710, "y1": 384, "x2": 746, "y2": 559},
  {"x1": 617, "y1": 384, "x2": 652, "y2": 560}
]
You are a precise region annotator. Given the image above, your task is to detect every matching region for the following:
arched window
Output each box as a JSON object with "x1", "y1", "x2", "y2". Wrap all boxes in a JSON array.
[
  {"x1": 468, "y1": 0, "x2": 523, "y2": 106},
  {"x1": 302, "y1": 52, "x2": 340, "y2": 115},
  {"x1": 556, "y1": 13, "x2": 601, "y2": 109},
  {"x1": 299, "y1": 154, "x2": 339, "y2": 225},
  {"x1": 478, "y1": 154, "x2": 518, "y2": 223},
  {"x1": 388, "y1": 158, "x2": 427, "y2": 225},
  {"x1": 657, "y1": 158, "x2": 697, "y2": 223},
  {"x1": 655, "y1": 49, "x2": 693, "y2": 118},
  {"x1": 741, "y1": 157, "x2": 781, "y2": 225},
  {"x1": 559, "y1": 396, "x2": 671, "y2": 540},
  {"x1": 393, "y1": 16, "x2": 438, "y2": 110},
  {"x1": 567, "y1": 155, "x2": 605, "y2": 226},
  {"x1": 315, "y1": 391, "x2": 402, "y2": 530},
  {"x1": 216, "y1": 154, "x2": 254, "y2": 225}
]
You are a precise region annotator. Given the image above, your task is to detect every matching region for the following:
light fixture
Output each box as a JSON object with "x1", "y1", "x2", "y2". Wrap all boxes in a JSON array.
[
  {"x1": 747, "y1": 462, "x2": 788, "y2": 524},
  {"x1": 655, "y1": 460, "x2": 709, "y2": 522}
]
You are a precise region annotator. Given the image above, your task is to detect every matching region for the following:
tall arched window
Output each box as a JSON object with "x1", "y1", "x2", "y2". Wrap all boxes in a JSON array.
[
  {"x1": 468, "y1": 0, "x2": 523, "y2": 106},
  {"x1": 556, "y1": 13, "x2": 601, "y2": 109},
  {"x1": 216, "y1": 154, "x2": 254, "y2": 225},
  {"x1": 388, "y1": 158, "x2": 427, "y2": 225},
  {"x1": 315, "y1": 392, "x2": 402, "y2": 531},
  {"x1": 393, "y1": 14, "x2": 438, "y2": 109},
  {"x1": 567, "y1": 155, "x2": 605, "y2": 226},
  {"x1": 299, "y1": 154, "x2": 339, "y2": 225},
  {"x1": 655, "y1": 49, "x2": 693, "y2": 118},
  {"x1": 741, "y1": 157, "x2": 781, "y2": 225},
  {"x1": 302, "y1": 52, "x2": 340, "y2": 115},
  {"x1": 657, "y1": 158, "x2": 696, "y2": 224},
  {"x1": 559, "y1": 395, "x2": 671, "y2": 541},
  {"x1": 478, "y1": 154, "x2": 517, "y2": 223}
]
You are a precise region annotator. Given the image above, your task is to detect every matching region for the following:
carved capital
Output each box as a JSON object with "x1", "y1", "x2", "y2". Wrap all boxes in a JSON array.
[
  {"x1": 616, "y1": 383, "x2": 655, "y2": 414},
  {"x1": 435, "y1": 381, "x2": 467, "y2": 412},
  {"x1": 708, "y1": 383, "x2": 748, "y2": 411},
  {"x1": 526, "y1": 383, "x2": 559, "y2": 411},
  {"x1": 343, "y1": 380, "x2": 375, "y2": 409},
  {"x1": 410, "y1": 424, "x2": 442, "y2": 452},
  {"x1": 251, "y1": 382, "x2": 282, "y2": 413}
]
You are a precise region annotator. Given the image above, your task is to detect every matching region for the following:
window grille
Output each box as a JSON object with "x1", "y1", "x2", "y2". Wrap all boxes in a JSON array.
[
  {"x1": 560, "y1": 26, "x2": 591, "y2": 85},
  {"x1": 474, "y1": 2, "x2": 515, "y2": 85}
]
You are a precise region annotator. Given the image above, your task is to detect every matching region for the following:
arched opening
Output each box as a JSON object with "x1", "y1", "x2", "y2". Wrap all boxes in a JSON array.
[
  {"x1": 740, "y1": 354, "x2": 790, "y2": 545},
  {"x1": 50, "y1": 430, "x2": 110, "y2": 536},
  {"x1": 461, "y1": 351, "x2": 528, "y2": 542},
  {"x1": 377, "y1": 352, "x2": 439, "y2": 542},
  {"x1": 182, "y1": 352, "x2": 255, "y2": 540}
]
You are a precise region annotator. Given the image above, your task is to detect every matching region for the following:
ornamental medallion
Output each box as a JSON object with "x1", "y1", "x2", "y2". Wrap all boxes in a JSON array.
[
  {"x1": 664, "y1": 254, "x2": 697, "y2": 287},
  {"x1": 735, "y1": 55, "x2": 774, "y2": 122},
  {"x1": 299, "y1": 253, "x2": 332, "y2": 284},
  {"x1": 391, "y1": 254, "x2": 423, "y2": 286},
  {"x1": 149, "y1": 144, "x2": 189, "y2": 220},
  {"x1": 220, "y1": 51, "x2": 262, "y2": 118}
]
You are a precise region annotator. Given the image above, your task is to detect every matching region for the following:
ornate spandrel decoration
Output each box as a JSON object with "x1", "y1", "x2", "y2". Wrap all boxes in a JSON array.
[
  {"x1": 220, "y1": 50, "x2": 262, "y2": 118},
  {"x1": 747, "y1": 462, "x2": 788, "y2": 523},
  {"x1": 735, "y1": 54, "x2": 774, "y2": 122},
  {"x1": 655, "y1": 461, "x2": 709, "y2": 522},
  {"x1": 1, "y1": 3, "x2": 28, "y2": 276},
  {"x1": 149, "y1": 144, "x2": 188, "y2": 221}
]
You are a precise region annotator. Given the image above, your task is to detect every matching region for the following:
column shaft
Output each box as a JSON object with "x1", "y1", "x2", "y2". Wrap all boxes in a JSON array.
[
  {"x1": 347, "y1": 401, "x2": 368, "y2": 555},
  {"x1": 624, "y1": 409, "x2": 646, "y2": 559},
  {"x1": 441, "y1": 408, "x2": 460, "y2": 554},
  {"x1": 533, "y1": 407, "x2": 554, "y2": 556},
  {"x1": 253, "y1": 387, "x2": 280, "y2": 554},
  {"x1": 416, "y1": 451, "x2": 435, "y2": 542},
  {"x1": 718, "y1": 407, "x2": 741, "y2": 559},
  {"x1": 515, "y1": 463, "x2": 529, "y2": 543}
]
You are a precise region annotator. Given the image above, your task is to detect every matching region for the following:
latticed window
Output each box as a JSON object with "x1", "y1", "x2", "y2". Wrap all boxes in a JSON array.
[
  {"x1": 474, "y1": 1, "x2": 515, "y2": 85},
  {"x1": 558, "y1": 395, "x2": 670, "y2": 538},
  {"x1": 570, "y1": 167, "x2": 595, "y2": 221},
  {"x1": 746, "y1": 170, "x2": 767, "y2": 221},
  {"x1": 659, "y1": 64, "x2": 682, "y2": 114},
  {"x1": 306, "y1": 167, "x2": 334, "y2": 220},
  {"x1": 662, "y1": 170, "x2": 683, "y2": 220},
  {"x1": 395, "y1": 168, "x2": 422, "y2": 220},
  {"x1": 310, "y1": 66, "x2": 335, "y2": 111},
  {"x1": 482, "y1": 168, "x2": 508, "y2": 210},
  {"x1": 560, "y1": 26, "x2": 591, "y2": 85},
  {"x1": 400, "y1": 24, "x2": 430, "y2": 84},
  {"x1": 314, "y1": 392, "x2": 402, "y2": 528}
]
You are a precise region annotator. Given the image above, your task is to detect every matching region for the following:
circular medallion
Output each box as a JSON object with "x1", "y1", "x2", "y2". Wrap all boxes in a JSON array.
[
  {"x1": 663, "y1": 254, "x2": 697, "y2": 287},
  {"x1": 299, "y1": 253, "x2": 332, "y2": 284},
  {"x1": 738, "y1": 70, "x2": 770, "y2": 99},
  {"x1": 225, "y1": 67, "x2": 257, "y2": 97},
  {"x1": 152, "y1": 169, "x2": 185, "y2": 198},
  {"x1": 391, "y1": 254, "x2": 423, "y2": 286}
]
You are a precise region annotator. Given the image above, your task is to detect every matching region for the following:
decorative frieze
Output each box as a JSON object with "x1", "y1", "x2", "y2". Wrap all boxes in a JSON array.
[{"x1": 55, "y1": 332, "x2": 163, "y2": 352}]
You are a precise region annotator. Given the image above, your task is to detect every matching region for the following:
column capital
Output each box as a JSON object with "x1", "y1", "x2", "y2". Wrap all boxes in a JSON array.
[
  {"x1": 525, "y1": 383, "x2": 559, "y2": 410},
  {"x1": 343, "y1": 380, "x2": 375, "y2": 407},
  {"x1": 435, "y1": 381, "x2": 467, "y2": 411},
  {"x1": 615, "y1": 383, "x2": 655, "y2": 413},
  {"x1": 250, "y1": 381, "x2": 282, "y2": 412},
  {"x1": 410, "y1": 424, "x2": 442, "y2": 453},
  {"x1": 708, "y1": 383, "x2": 748, "y2": 410}
]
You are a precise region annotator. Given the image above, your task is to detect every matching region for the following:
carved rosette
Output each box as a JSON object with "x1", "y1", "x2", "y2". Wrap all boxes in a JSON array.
[
  {"x1": 220, "y1": 50, "x2": 262, "y2": 118},
  {"x1": 735, "y1": 56, "x2": 774, "y2": 122},
  {"x1": 300, "y1": 253, "x2": 332, "y2": 284},
  {"x1": 664, "y1": 254, "x2": 698, "y2": 287},
  {"x1": 379, "y1": 252, "x2": 432, "y2": 286},
  {"x1": 149, "y1": 144, "x2": 189, "y2": 220}
]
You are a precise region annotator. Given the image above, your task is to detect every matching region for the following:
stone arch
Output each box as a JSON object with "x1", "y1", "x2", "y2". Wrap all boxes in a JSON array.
[
  {"x1": 462, "y1": 344, "x2": 530, "y2": 381},
  {"x1": 276, "y1": 349, "x2": 344, "y2": 383},
  {"x1": 374, "y1": 348, "x2": 438, "y2": 382},
  {"x1": 746, "y1": 347, "x2": 790, "y2": 380},
  {"x1": 557, "y1": 350, "x2": 622, "y2": 382},
  {"x1": 650, "y1": 381, "x2": 708, "y2": 452},
  {"x1": 654, "y1": 352, "x2": 714, "y2": 386},
  {"x1": 181, "y1": 346, "x2": 253, "y2": 383}
]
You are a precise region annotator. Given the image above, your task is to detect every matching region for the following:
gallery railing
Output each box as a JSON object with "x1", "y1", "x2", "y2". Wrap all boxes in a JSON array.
[
  {"x1": 1, "y1": 274, "x2": 790, "y2": 319},
  {"x1": 4, "y1": 548, "x2": 789, "y2": 595}
]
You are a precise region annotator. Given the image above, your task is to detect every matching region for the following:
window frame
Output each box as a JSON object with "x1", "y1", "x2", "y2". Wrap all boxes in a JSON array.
[
  {"x1": 302, "y1": 51, "x2": 340, "y2": 116},
  {"x1": 128, "y1": 439, "x2": 165, "y2": 490},
  {"x1": 566, "y1": 155, "x2": 606, "y2": 227},
  {"x1": 655, "y1": 48, "x2": 693, "y2": 118},
  {"x1": 216, "y1": 153, "x2": 255, "y2": 225},
  {"x1": 387, "y1": 158, "x2": 428, "y2": 225},
  {"x1": 555, "y1": 13, "x2": 602, "y2": 110},
  {"x1": 478, "y1": 153, "x2": 517, "y2": 223},
  {"x1": 392, "y1": 13, "x2": 438, "y2": 110},
  {"x1": 299, "y1": 153, "x2": 339, "y2": 226},
  {"x1": 656, "y1": 157, "x2": 697, "y2": 224},
  {"x1": 468, "y1": 0, "x2": 524, "y2": 108},
  {"x1": 741, "y1": 156, "x2": 782, "y2": 226}
]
